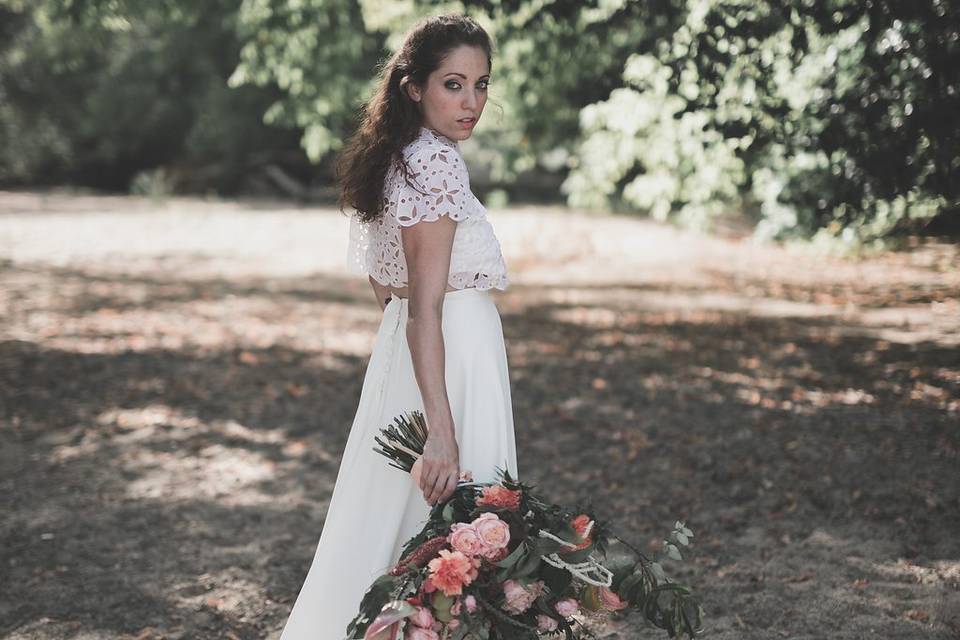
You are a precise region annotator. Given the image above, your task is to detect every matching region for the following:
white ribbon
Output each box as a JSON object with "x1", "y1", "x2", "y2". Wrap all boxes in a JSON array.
[{"x1": 537, "y1": 525, "x2": 613, "y2": 587}]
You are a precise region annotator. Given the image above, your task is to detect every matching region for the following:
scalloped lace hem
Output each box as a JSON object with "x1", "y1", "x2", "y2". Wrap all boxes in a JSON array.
[{"x1": 363, "y1": 270, "x2": 510, "y2": 292}]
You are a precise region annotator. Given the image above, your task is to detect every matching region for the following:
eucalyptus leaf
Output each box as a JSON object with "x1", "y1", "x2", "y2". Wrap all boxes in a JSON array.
[{"x1": 442, "y1": 502, "x2": 455, "y2": 522}]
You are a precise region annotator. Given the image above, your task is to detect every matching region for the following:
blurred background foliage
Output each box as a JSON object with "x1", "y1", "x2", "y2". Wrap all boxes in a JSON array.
[{"x1": 1, "y1": 0, "x2": 957, "y2": 250}]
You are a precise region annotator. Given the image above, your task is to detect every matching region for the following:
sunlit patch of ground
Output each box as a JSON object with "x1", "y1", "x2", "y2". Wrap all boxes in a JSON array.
[{"x1": 1, "y1": 189, "x2": 957, "y2": 639}]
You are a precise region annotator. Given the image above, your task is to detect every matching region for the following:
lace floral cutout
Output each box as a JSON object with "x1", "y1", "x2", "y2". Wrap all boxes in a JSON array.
[
  {"x1": 346, "y1": 126, "x2": 509, "y2": 292},
  {"x1": 395, "y1": 143, "x2": 471, "y2": 226}
]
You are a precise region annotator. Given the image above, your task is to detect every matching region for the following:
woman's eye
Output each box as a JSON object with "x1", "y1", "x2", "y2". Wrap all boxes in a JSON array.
[{"x1": 445, "y1": 80, "x2": 490, "y2": 90}]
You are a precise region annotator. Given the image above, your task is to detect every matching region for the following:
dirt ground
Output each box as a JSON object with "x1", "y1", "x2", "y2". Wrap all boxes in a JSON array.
[{"x1": 1, "y1": 189, "x2": 958, "y2": 640}]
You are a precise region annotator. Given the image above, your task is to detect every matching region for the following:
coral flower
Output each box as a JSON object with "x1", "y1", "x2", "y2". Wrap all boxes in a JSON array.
[
  {"x1": 426, "y1": 549, "x2": 480, "y2": 597},
  {"x1": 476, "y1": 485, "x2": 522, "y2": 511},
  {"x1": 563, "y1": 514, "x2": 594, "y2": 551}
]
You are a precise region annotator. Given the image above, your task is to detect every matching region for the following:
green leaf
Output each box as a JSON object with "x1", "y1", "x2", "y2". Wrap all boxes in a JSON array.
[
  {"x1": 514, "y1": 548, "x2": 542, "y2": 577},
  {"x1": 650, "y1": 561, "x2": 666, "y2": 583},
  {"x1": 495, "y1": 541, "x2": 527, "y2": 569}
]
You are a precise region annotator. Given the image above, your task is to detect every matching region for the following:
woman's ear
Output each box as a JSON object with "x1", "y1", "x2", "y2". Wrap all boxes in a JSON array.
[{"x1": 402, "y1": 77, "x2": 422, "y2": 103}]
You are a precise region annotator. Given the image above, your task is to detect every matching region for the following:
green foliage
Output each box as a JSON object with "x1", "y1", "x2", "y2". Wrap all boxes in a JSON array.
[
  {"x1": 229, "y1": 0, "x2": 391, "y2": 162},
  {"x1": 2, "y1": 0, "x2": 954, "y2": 245},
  {"x1": 555, "y1": 0, "x2": 958, "y2": 247},
  {"x1": 0, "y1": 0, "x2": 303, "y2": 193}
]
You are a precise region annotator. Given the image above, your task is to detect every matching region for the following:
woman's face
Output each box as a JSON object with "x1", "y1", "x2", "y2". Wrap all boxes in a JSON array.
[{"x1": 407, "y1": 44, "x2": 489, "y2": 142}]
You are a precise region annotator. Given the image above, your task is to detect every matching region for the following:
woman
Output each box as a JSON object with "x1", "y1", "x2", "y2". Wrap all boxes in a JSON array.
[{"x1": 279, "y1": 14, "x2": 518, "y2": 639}]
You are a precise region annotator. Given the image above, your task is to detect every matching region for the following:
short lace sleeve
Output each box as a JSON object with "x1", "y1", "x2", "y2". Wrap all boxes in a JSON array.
[{"x1": 393, "y1": 144, "x2": 472, "y2": 227}]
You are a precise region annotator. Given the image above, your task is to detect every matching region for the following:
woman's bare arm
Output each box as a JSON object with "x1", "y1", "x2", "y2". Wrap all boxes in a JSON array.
[
  {"x1": 400, "y1": 214, "x2": 460, "y2": 506},
  {"x1": 369, "y1": 275, "x2": 391, "y2": 311}
]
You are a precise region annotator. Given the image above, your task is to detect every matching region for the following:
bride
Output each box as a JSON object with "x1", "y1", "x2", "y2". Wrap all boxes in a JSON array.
[{"x1": 279, "y1": 13, "x2": 519, "y2": 639}]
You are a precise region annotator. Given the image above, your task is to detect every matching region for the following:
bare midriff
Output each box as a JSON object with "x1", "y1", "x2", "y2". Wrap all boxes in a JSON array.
[{"x1": 387, "y1": 284, "x2": 459, "y2": 300}]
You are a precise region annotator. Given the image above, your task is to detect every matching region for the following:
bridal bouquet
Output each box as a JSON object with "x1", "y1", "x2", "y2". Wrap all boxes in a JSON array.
[{"x1": 346, "y1": 410, "x2": 704, "y2": 640}]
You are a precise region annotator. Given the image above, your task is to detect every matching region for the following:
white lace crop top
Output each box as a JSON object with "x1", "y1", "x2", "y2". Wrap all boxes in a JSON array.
[{"x1": 346, "y1": 126, "x2": 510, "y2": 291}]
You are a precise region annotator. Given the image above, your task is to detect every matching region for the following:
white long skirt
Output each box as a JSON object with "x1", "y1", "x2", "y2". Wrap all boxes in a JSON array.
[{"x1": 278, "y1": 287, "x2": 520, "y2": 640}]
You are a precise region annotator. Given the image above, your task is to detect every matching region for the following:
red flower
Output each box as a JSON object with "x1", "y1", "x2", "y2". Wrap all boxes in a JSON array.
[
  {"x1": 563, "y1": 514, "x2": 594, "y2": 551},
  {"x1": 390, "y1": 535, "x2": 449, "y2": 575}
]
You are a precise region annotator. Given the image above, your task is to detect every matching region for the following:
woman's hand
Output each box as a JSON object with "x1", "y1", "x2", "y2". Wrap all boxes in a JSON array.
[{"x1": 418, "y1": 430, "x2": 460, "y2": 506}]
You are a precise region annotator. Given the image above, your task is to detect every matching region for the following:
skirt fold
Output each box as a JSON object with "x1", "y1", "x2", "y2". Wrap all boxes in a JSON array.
[{"x1": 279, "y1": 287, "x2": 518, "y2": 640}]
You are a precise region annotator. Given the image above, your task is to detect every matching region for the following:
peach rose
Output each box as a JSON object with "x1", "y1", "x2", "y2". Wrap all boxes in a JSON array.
[
  {"x1": 501, "y1": 579, "x2": 545, "y2": 615},
  {"x1": 554, "y1": 597, "x2": 579, "y2": 618},
  {"x1": 598, "y1": 586, "x2": 627, "y2": 611},
  {"x1": 485, "y1": 546, "x2": 511, "y2": 563},
  {"x1": 448, "y1": 523, "x2": 484, "y2": 557},
  {"x1": 536, "y1": 614, "x2": 559, "y2": 632},
  {"x1": 405, "y1": 626, "x2": 438, "y2": 640},
  {"x1": 409, "y1": 605, "x2": 435, "y2": 628},
  {"x1": 472, "y1": 513, "x2": 510, "y2": 557}
]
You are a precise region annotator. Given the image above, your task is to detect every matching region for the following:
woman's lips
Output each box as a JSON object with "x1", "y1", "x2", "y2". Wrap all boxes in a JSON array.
[{"x1": 458, "y1": 117, "x2": 476, "y2": 128}]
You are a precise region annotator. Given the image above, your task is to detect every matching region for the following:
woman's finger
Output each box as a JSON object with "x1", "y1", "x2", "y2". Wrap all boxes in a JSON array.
[
  {"x1": 419, "y1": 466, "x2": 435, "y2": 497},
  {"x1": 425, "y1": 470, "x2": 443, "y2": 505},
  {"x1": 439, "y1": 474, "x2": 456, "y2": 504}
]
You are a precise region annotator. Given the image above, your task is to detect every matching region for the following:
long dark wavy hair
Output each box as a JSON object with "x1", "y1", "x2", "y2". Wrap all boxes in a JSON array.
[{"x1": 335, "y1": 14, "x2": 493, "y2": 224}]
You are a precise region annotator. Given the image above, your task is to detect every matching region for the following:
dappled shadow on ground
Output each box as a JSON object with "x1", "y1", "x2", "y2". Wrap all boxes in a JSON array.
[{"x1": 2, "y1": 237, "x2": 958, "y2": 639}]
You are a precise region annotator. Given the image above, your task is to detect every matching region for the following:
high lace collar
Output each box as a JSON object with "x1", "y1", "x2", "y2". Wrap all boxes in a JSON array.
[{"x1": 419, "y1": 125, "x2": 458, "y2": 149}]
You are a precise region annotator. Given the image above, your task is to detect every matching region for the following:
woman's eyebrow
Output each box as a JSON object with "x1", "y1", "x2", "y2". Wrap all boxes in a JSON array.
[{"x1": 444, "y1": 72, "x2": 491, "y2": 79}]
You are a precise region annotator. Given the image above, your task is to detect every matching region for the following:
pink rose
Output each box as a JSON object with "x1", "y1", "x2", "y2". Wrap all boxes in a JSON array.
[
  {"x1": 598, "y1": 586, "x2": 627, "y2": 611},
  {"x1": 449, "y1": 598, "x2": 462, "y2": 616},
  {"x1": 405, "y1": 626, "x2": 439, "y2": 640},
  {"x1": 409, "y1": 605, "x2": 434, "y2": 628},
  {"x1": 464, "y1": 595, "x2": 477, "y2": 613},
  {"x1": 554, "y1": 597, "x2": 579, "y2": 618},
  {"x1": 501, "y1": 579, "x2": 545, "y2": 615},
  {"x1": 449, "y1": 523, "x2": 485, "y2": 557},
  {"x1": 472, "y1": 513, "x2": 510, "y2": 556},
  {"x1": 448, "y1": 618, "x2": 461, "y2": 630},
  {"x1": 536, "y1": 614, "x2": 559, "y2": 632}
]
